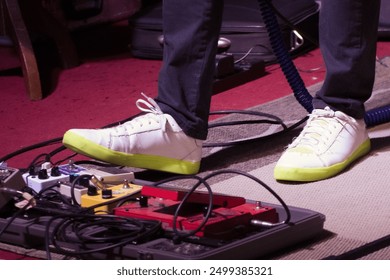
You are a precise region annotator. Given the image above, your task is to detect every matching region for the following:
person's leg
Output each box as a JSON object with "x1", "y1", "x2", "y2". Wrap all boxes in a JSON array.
[
  {"x1": 156, "y1": 0, "x2": 224, "y2": 140},
  {"x1": 313, "y1": 0, "x2": 381, "y2": 119},
  {"x1": 62, "y1": 0, "x2": 224, "y2": 174},
  {"x1": 274, "y1": 0, "x2": 380, "y2": 182}
]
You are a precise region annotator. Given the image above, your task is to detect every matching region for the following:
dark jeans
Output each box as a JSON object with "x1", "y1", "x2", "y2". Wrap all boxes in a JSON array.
[
  {"x1": 155, "y1": 0, "x2": 223, "y2": 140},
  {"x1": 156, "y1": 0, "x2": 380, "y2": 140},
  {"x1": 313, "y1": 0, "x2": 381, "y2": 119}
]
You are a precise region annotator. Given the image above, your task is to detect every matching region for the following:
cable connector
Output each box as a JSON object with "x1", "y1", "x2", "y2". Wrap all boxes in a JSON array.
[
  {"x1": 15, "y1": 192, "x2": 36, "y2": 209},
  {"x1": 90, "y1": 175, "x2": 107, "y2": 190},
  {"x1": 41, "y1": 161, "x2": 52, "y2": 170},
  {"x1": 0, "y1": 188, "x2": 36, "y2": 209}
]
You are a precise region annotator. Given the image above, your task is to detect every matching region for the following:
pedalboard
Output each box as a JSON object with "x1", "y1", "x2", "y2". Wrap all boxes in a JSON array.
[
  {"x1": 0, "y1": 199, "x2": 325, "y2": 259},
  {"x1": 0, "y1": 165, "x2": 326, "y2": 260}
]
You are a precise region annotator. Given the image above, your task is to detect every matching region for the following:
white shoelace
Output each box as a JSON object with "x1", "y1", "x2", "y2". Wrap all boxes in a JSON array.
[
  {"x1": 291, "y1": 108, "x2": 341, "y2": 149},
  {"x1": 130, "y1": 93, "x2": 168, "y2": 132},
  {"x1": 136, "y1": 92, "x2": 164, "y2": 115}
]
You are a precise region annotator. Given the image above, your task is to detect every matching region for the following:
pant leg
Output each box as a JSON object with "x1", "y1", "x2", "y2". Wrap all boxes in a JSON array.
[
  {"x1": 155, "y1": 0, "x2": 224, "y2": 140},
  {"x1": 313, "y1": 0, "x2": 381, "y2": 119}
]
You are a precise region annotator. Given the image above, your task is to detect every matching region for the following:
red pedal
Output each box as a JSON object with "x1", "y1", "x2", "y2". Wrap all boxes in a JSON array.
[{"x1": 114, "y1": 186, "x2": 279, "y2": 239}]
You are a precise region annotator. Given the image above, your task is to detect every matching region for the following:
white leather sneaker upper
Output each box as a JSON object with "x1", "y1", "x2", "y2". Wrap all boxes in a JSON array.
[
  {"x1": 281, "y1": 107, "x2": 368, "y2": 167},
  {"x1": 274, "y1": 107, "x2": 371, "y2": 181},
  {"x1": 63, "y1": 94, "x2": 203, "y2": 174}
]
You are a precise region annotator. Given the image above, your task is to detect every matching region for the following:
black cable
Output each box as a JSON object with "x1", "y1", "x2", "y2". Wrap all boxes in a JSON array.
[
  {"x1": 152, "y1": 175, "x2": 214, "y2": 241},
  {"x1": 38, "y1": 185, "x2": 71, "y2": 206},
  {"x1": 323, "y1": 234, "x2": 390, "y2": 260},
  {"x1": 71, "y1": 160, "x2": 120, "y2": 168},
  {"x1": 26, "y1": 153, "x2": 52, "y2": 171},
  {"x1": 51, "y1": 150, "x2": 77, "y2": 166},
  {"x1": 0, "y1": 137, "x2": 62, "y2": 164},
  {"x1": 204, "y1": 115, "x2": 308, "y2": 147},
  {"x1": 44, "y1": 213, "x2": 161, "y2": 259},
  {"x1": 202, "y1": 169, "x2": 292, "y2": 226},
  {"x1": 0, "y1": 193, "x2": 36, "y2": 238},
  {"x1": 67, "y1": 174, "x2": 92, "y2": 206},
  {"x1": 209, "y1": 109, "x2": 288, "y2": 129}
]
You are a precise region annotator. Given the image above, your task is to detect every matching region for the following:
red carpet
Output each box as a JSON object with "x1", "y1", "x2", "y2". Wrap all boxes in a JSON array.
[{"x1": 0, "y1": 249, "x2": 39, "y2": 260}]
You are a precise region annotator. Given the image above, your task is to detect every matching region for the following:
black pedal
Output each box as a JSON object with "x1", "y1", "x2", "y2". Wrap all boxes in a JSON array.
[
  {"x1": 0, "y1": 166, "x2": 26, "y2": 212},
  {"x1": 215, "y1": 54, "x2": 235, "y2": 78}
]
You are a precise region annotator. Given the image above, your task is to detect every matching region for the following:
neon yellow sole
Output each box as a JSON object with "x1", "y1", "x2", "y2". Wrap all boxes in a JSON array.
[
  {"x1": 274, "y1": 139, "x2": 371, "y2": 182},
  {"x1": 62, "y1": 131, "x2": 200, "y2": 175}
]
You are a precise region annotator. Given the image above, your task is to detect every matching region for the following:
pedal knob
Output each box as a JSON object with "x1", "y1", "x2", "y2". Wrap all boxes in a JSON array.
[
  {"x1": 101, "y1": 189, "x2": 112, "y2": 199},
  {"x1": 50, "y1": 166, "x2": 61, "y2": 177},
  {"x1": 38, "y1": 169, "x2": 49, "y2": 179},
  {"x1": 87, "y1": 186, "x2": 98, "y2": 196},
  {"x1": 29, "y1": 166, "x2": 37, "y2": 175},
  {"x1": 79, "y1": 177, "x2": 90, "y2": 188}
]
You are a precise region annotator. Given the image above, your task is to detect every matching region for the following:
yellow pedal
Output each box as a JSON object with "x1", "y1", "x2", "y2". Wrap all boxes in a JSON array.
[{"x1": 80, "y1": 183, "x2": 142, "y2": 214}]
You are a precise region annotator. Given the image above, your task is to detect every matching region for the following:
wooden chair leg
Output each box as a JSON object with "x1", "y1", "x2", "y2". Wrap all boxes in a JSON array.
[
  {"x1": 4, "y1": 0, "x2": 42, "y2": 100},
  {"x1": 20, "y1": 0, "x2": 80, "y2": 70}
]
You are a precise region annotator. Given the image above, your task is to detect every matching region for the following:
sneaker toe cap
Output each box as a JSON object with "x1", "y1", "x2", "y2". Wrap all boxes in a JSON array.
[
  {"x1": 276, "y1": 148, "x2": 325, "y2": 168},
  {"x1": 64, "y1": 128, "x2": 110, "y2": 146}
]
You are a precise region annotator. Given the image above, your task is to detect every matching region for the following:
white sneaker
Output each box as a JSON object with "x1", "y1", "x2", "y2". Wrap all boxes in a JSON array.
[
  {"x1": 274, "y1": 107, "x2": 371, "y2": 182},
  {"x1": 62, "y1": 94, "x2": 203, "y2": 175}
]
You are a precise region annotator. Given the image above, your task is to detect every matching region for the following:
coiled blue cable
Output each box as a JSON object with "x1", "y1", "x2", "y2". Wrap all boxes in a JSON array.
[
  {"x1": 258, "y1": 0, "x2": 313, "y2": 113},
  {"x1": 365, "y1": 106, "x2": 390, "y2": 127}
]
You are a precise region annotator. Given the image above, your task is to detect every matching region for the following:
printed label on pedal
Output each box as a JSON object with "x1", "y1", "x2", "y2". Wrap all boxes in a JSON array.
[{"x1": 58, "y1": 164, "x2": 86, "y2": 175}]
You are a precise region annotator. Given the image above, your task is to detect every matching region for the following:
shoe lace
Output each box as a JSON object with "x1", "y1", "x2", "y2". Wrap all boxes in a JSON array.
[
  {"x1": 136, "y1": 92, "x2": 164, "y2": 115},
  {"x1": 291, "y1": 108, "x2": 341, "y2": 150},
  {"x1": 130, "y1": 93, "x2": 168, "y2": 131}
]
